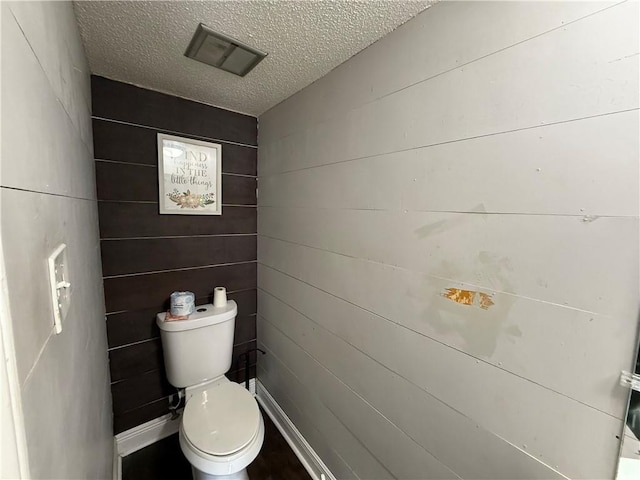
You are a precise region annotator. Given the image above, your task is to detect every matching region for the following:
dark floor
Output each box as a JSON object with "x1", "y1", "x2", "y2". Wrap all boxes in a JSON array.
[{"x1": 122, "y1": 408, "x2": 312, "y2": 480}]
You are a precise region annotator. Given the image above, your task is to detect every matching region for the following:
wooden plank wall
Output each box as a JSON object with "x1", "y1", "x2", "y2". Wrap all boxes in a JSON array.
[
  {"x1": 1, "y1": 3, "x2": 113, "y2": 477},
  {"x1": 257, "y1": 1, "x2": 639, "y2": 479},
  {"x1": 91, "y1": 77, "x2": 258, "y2": 434}
]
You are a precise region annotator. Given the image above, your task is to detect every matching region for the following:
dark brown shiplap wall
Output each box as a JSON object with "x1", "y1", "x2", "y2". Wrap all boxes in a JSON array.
[{"x1": 91, "y1": 76, "x2": 258, "y2": 434}]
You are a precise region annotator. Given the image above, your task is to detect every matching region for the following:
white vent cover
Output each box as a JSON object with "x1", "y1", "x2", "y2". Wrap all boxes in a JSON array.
[{"x1": 185, "y1": 24, "x2": 267, "y2": 77}]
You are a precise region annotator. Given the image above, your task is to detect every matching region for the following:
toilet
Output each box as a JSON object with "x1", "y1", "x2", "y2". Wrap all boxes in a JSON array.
[{"x1": 157, "y1": 301, "x2": 264, "y2": 480}]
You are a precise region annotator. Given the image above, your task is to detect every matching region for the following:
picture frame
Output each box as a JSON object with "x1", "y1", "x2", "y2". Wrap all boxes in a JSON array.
[{"x1": 157, "y1": 133, "x2": 222, "y2": 215}]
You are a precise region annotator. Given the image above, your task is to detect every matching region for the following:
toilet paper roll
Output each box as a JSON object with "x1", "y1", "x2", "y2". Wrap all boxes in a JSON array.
[
  {"x1": 213, "y1": 287, "x2": 227, "y2": 308},
  {"x1": 170, "y1": 291, "x2": 195, "y2": 316}
]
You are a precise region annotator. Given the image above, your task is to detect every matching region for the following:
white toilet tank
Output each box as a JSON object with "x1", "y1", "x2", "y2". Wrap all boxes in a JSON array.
[{"x1": 156, "y1": 301, "x2": 237, "y2": 388}]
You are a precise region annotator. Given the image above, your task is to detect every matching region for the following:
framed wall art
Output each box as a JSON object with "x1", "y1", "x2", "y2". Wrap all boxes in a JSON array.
[{"x1": 157, "y1": 133, "x2": 222, "y2": 215}]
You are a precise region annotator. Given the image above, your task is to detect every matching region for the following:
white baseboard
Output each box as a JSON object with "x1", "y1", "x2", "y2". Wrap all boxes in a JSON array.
[
  {"x1": 256, "y1": 380, "x2": 336, "y2": 480},
  {"x1": 113, "y1": 413, "x2": 180, "y2": 480},
  {"x1": 115, "y1": 413, "x2": 181, "y2": 458}
]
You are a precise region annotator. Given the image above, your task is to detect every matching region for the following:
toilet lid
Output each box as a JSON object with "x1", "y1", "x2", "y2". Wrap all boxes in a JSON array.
[{"x1": 183, "y1": 382, "x2": 260, "y2": 456}]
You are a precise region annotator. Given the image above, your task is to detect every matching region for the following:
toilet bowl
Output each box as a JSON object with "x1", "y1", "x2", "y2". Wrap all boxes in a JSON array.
[
  {"x1": 179, "y1": 381, "x2": 264, "y2": 479},
  {"x1": 156, "y1": 301, "x2": 264, "y2": 479}
]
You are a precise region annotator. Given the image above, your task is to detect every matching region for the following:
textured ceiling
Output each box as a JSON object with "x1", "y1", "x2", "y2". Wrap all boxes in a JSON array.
[{"x1": 73, "y1": 1, "x2": 433, "y2": 116}]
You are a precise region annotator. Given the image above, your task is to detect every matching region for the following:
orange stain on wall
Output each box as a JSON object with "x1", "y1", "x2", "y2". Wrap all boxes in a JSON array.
[{"x1": 442, "y1": 288, "x2": 494, "y2": 310}]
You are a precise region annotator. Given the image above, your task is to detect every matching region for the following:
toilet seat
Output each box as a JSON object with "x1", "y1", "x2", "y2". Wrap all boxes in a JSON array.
[
  {"x1": 183, "y1": 382, "x2": 260, "y2": 456},
  {"x1": 179, "y1": 381, "x2": 264, "y2": 476}
]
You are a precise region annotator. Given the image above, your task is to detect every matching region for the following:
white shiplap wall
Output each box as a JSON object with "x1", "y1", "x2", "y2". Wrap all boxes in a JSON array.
[
  {"x1": 257, "y1": 1, "x2": 639, "y2": 479},
  {"x1": 1, "y1": 2, "x2": 113, "y2": 478}
]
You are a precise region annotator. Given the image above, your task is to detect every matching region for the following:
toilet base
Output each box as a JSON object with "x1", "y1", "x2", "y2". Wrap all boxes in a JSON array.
[{"x1": 192, "y1": 466, "x2": 249, "y2": 480}]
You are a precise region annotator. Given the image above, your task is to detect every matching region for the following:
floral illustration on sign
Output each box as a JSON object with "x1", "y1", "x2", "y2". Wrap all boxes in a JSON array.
[{"x1": 167, "y1": 189, "x2": 215, "y2": 209}]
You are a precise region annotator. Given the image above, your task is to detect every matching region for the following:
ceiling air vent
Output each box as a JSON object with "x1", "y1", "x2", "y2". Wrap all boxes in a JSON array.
[{"x1": 184, "y1": 24, "x2": 267, "y2": 77}]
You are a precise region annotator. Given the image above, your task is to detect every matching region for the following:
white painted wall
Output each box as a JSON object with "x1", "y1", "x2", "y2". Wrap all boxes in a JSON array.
[
  {"x1": 1, "y1": 2, "x2": 113, "y2": 478},
  {"x1": 257, "y1": 1, "x2": 639, "y2": 478}
]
